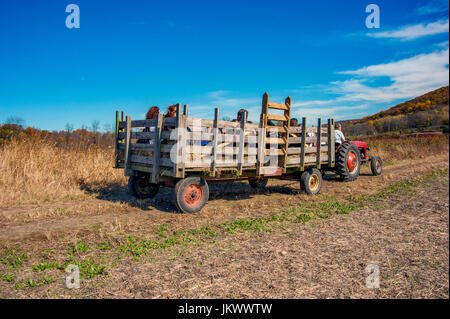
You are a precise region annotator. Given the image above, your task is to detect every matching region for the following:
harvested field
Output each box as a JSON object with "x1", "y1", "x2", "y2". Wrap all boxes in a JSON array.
[{"x1": 0, "y1": 135, "x2": 448, "y2": 298}]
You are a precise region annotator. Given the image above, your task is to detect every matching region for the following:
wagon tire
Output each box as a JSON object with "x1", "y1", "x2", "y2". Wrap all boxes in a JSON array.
[
  {"x1": 370, "y1": 156, "x2": 383, "y2": 176},
  {"x1": 249, "y1": 178, "x2": 268, "y2": 189},
  {"x1": 300, "y1": 168, "x2": 323, "y2": 195},
  {"x1": 128, "y1": 175, "x2": 159, "y2": 199},
  {"x1": 174, "y1": 177, "x2": 209, "y2": 214},
  {"x1": 335, "y1": 142, "x2": 361, "y2": 181}
]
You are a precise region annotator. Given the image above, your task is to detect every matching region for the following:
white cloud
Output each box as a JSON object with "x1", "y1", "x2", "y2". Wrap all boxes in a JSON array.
[
  {"x1": 336, "y1": 48, "x2": 449, "y2": 101},
  {"x1": 291, "y1": 104, "x2": 369, "y2": 121},
  {"x1": 417, "y1": 0, "x2": 449, "y2": 16},
  {"x1": 367, "y1": 19, "x2": 449, "y2": 40},
  {"x1": 188, "y1": 91, "x2": 260, "y2": 121},
  {"x1": 293, "y1": 48, "x2": 449, "y2": 118}
]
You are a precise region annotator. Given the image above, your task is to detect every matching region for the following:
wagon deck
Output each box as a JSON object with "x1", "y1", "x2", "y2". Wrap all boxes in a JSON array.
[{"x1": 115, "y1": 93, "x2": 335, "y2": 182}]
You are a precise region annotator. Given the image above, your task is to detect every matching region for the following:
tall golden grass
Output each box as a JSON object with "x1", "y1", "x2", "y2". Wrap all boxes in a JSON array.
[
  {"x1": 0, "y1": 138, "x2": 125, "y2": 206},
  {"x1": 364, "y1": 135, "x2": 449, "y2": 162},
  {"x1": 0, "y1": 135, "x2": 448, "y2": 206}
]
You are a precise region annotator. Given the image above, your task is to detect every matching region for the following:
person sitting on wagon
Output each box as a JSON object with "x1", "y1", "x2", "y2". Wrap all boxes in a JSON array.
[
  {"x1": 137, "y1": 106, "x2": 159, "y2": 143},
  {"x1": 290, "y1": 118, "x2": 298, "y2": 127},
  {"x1": 334, "y1": 123, "x2": 345, "y2": 148},
  {"x1": 232, "y1": 109, "x2": 253, "y2": 124}
]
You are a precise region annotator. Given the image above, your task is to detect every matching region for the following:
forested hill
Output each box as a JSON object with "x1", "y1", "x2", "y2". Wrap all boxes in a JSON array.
[{"x1": 340, "y1": 86, "x2": 449, "y2": 136}]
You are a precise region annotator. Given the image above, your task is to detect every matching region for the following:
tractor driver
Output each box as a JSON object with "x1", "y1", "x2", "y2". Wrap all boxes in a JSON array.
[{"x1": 335, "y1": 123, "x2": 345, "y2": 147}]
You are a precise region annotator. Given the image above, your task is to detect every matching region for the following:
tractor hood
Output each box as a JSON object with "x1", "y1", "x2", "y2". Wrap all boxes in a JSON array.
[{"x1": 350, "y1": 141, "x2": 367, "y2": 148}]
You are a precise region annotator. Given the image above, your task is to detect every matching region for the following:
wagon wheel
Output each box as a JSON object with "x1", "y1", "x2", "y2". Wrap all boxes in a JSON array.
[
  {"x1": 249, "y1": 178, "x2": 268, "y2": 189},
  {"x1": 370, "y1": 156, "x2": 383, "y2": 176},
  {"x1": 174, "y1": 177, "x2": 209, "y2": 213},
  {"x1": 335, "y1": 142, "x2": 361, "y2": 181},
  {"x1": 300, "y1": 168, "x2": 323, "y2": 195},
  {"x1": 128, "y1": 175, "x2": 160, "y2": 199}
]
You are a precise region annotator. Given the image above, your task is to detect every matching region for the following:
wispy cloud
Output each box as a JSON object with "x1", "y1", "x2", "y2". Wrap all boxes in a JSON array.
[
  {"x1": 293, "y1": 47, "x2": 449, "y2": 119},
  {"x1": 367, "y1": 19, "x2": 449, "y2": 40},
  {"x1": 188, "y1": 91, "x2": 260, "y2": 121},
  {"x1": 291, "y1": 104, "x2": 369, "y2": 121},
  {"x1": 417, "y1": 0, "x2": 449, "y2": 16}
]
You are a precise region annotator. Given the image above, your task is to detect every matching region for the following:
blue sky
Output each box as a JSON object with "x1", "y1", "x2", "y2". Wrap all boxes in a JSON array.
[{"x1": 0, "y1": 0, "x2": 448, "y2": 130}]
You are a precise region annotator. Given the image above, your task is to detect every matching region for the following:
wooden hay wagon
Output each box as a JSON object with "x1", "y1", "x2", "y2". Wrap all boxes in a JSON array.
[{"x1": 114, "y1": 92, "x2": 336, "y2": 213}]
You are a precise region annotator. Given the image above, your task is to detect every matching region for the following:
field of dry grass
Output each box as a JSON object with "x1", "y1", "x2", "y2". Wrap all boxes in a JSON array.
[
  {"x1": 0, "y1": 134, "x2": 448, "y2": 298},
  {"x1": 1, "y1": 134, "x2": 447, "y2": 207}
]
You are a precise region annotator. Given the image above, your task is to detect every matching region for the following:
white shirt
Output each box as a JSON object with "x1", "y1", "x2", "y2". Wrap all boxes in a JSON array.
[{"x1": 335, "y1": 129, "x2": 345, "y2": 144}]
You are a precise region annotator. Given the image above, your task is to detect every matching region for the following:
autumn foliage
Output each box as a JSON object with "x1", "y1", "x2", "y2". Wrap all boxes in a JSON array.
[{"x1": 340, "y1": 86, "x2": 449, "y2": 136}]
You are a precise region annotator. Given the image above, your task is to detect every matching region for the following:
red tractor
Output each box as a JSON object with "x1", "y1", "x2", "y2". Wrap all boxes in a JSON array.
[{"x1": 333, "y1": 140, "x2": 383, "y2": 181}]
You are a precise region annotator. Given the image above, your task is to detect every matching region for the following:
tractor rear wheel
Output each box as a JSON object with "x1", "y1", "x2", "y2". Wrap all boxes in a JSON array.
[
  {"x1": 335, "y1": 142, "x2": 361, "y2": 181},
  {"x1": 249, "y1": 178, "x2": 268, "y2": 189},
  {"x1": 370, "y1": 156, "x2": 383, "y2": 176},
  {"x1": 128, "y1": 175, "x2": 160, "y2": 199},
  {"x1": 174, "y1": 177, "x2": 209, "y2": 213},
  {"x1": 300, "y1": 168, "x2": 323, "y2": 195}
]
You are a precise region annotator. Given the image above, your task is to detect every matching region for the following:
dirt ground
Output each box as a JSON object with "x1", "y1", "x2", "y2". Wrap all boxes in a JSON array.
[{"x1": 0, "y1": 153, "x2": 448, "y2": 298}]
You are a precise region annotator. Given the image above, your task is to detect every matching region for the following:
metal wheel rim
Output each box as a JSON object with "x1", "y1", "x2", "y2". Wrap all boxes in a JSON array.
[
  {"x1": 347, "y1": 151, "x2": 358, "y2": 173},
  {"x1": 309, "y1": 174, "x2": 320, "y2": 192},
  {"x1": 184, "y1": 183, "x2": 203, "y2": 208}
]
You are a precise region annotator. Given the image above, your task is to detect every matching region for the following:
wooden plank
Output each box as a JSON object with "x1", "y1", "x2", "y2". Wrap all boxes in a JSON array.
[
  {"x1": 115, "y1": 111, "x2": 119, "y2": 168},
  {"x1": 124, "y1": 116, "x2": 132, "y2": 175},
  {"x1": 287, "y1": 155, "x2": 329, "y2": 165},
  {"x1": 185, "y1": 117, "x2": 259, "y2": 129},
  {"x1": 160, "y1": 157, "x2": 174, "y2": 167},
  {"x1": 300, "y1": 117, "x2": 306, "y2": 170},
  {"x1": 257, "y1": 92, "x2": 269, "y2": 175},
  {"x1": 288, "y1": 136, "x2": 317, "y2": 144},
  {"x1": 211, "y1": 108, "x2": 219, "y2": 176},
  {"x1": 328, "y1": 118, "x2": 335, "y2": 168},
  {"x1": 265, "y1": 148, "x2": 284, "y2": 156},
  {"x1": 237, "y1": 112, "x2": 246, "y2": 174},
  {"x1": 266, "y1": 114, "x2": 288, "y2": 122},
  {"x1": 119, "y1": 143, "x2": 154, "y2": 151},
  {"x1": 283, "y1": 96, "x2": 292, "y2": 173},
  {"x1": 130, "y1": 154, "x2": 153, "y2": 165},
  {"x1": 119, "y1": 119, "x2": 156, "y2": 129},
  {"x1": 179, "y1": 113, "x2": 187, "y2": 178},
  {"x1": 185, "y1": 157, "x2": 257, "y2": 168},
  {"x1": 316, "y1": 118, "x2": 322, "y2": 168},
  {"x1": 129, "y1": 164, "x2": 152, "y2": 173},
  {"x1": 289, "y1": 126, "x2": 328, "y2": 134},
  {"x1": 287, "y1": 146, "x2": 317, "y2": 154},
  {"x1": 268, "y1": 102, "x2": 288, "y2": 110},
  {"x1": 266, "y1": 137, "x2": 286, "y2": 145},
  {"x1": 151, "y1": 114, "x2": 163, "y2": 183},
  {"x1": 163, "y1": 117, "x2": 177, "y2": 126},
  {"x1": 174, "y1": 103, "x2": 182, "y2": 177},
  {"x1": 266, "y1": 125, "x2": 287, "y2": 133},
  {"x1": 119, "y1": 131, "x2": 154, "y2": 140}
]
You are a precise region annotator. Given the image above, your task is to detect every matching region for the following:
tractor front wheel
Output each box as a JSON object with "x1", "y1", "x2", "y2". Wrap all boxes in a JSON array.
[
  {"x1": 336, "y1": 142, "x2": 361, "y2": 181},
  {"x1": 174, "y1": 177, "x2": 209, "y2": 213},
  {"x1": 370, "y1": 156, "x2": 383, "y2": 176},
  {"x1": 128, "y1": 175, "x2": 160, "y2": 199},
  {"x1": 300, "y1": 168, "x2": 323, "y2": 195}
]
